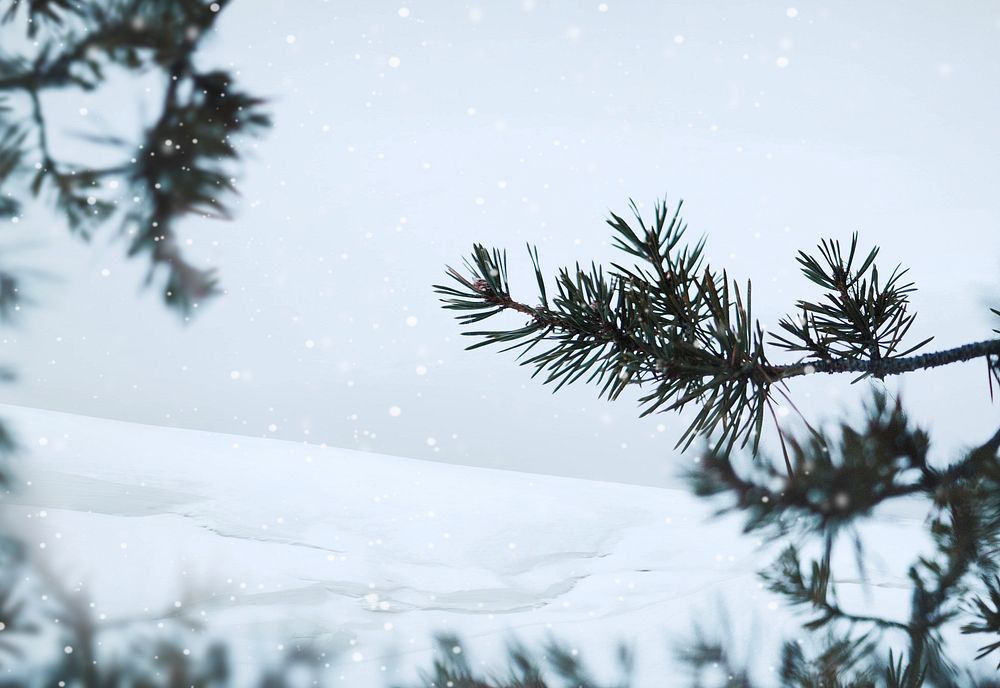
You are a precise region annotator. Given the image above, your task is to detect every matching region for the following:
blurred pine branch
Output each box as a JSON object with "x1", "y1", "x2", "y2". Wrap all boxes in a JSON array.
[
  {"x1": 0, "y1": 0, "x2": 270, "y2": 314},
  {"x1": 437, "y1": 197, "x2": 1000, "y2": 685}
]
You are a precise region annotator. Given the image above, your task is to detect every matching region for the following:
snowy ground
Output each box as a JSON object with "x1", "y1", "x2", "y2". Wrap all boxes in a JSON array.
[{"x1": 0, "y1": 404, "x2": 928, "y2": 685}]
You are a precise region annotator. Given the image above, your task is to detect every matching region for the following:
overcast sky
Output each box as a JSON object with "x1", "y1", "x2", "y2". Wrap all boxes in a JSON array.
[{"x1": 3, "y1": 0, "x2": 999, "y2": 486}]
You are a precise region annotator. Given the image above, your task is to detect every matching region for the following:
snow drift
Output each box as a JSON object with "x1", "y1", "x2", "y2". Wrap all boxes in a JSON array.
[{"x1": 0, "y1": 404, "x2": 793, "y2": 684}]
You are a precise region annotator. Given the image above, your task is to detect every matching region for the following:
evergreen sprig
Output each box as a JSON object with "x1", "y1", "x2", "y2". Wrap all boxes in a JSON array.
[
  {"x1": 397, "y1": 623, "x2": 930, "y2": 688},
  {"x1": 435, "y1": 200, "x2": 773, "y2": 457},
  {"x1": 0, "y1": 0, "x2": 270, "y2": 314},
  {"x1": 393, "y1": 634, "x2": 635, "y2": 688},
  {"x1": 437, "y1": 197, "x2": 1000, "y2": 458},
  {"x1": 689, "y1": 391, "x2": 1000, "y2": 685},
  {"x1": 963, "y1": 576, "x2": 1000, "y2": 667},
  {"x1": 772, "y1": 233, "x2": 932, "y2": 371},
  {"x1": 687, "y1": 393, "x2": 930, "y2": 537},
  {"x1": 777, "y1": 635, "x2": 878, "y2": 688}
]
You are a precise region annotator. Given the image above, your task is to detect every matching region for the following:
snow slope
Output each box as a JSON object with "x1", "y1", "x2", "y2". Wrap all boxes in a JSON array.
[{"x1": 0, "y1": 405, "x2": 803, "y2": 684}]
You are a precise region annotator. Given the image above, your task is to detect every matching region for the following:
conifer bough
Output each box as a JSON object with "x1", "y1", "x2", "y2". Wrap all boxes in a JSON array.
[
  {"x1": 0, "y1": 0, "x2": 271, "y2": 315},
  {"x1": 435, "y1": 198, "x2": 1000, "y2": 457}
]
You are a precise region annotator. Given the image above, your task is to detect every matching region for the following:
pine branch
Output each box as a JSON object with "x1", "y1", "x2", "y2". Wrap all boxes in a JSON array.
[
  {"x1": 435, "y1": 202, "x2": 773, "y2": 456},
  {"x1": 687, "y1": 391, "x2": 939, "y2": 540},
  {"x1": 438, "y1": 197, "x2": 1000, "y2": 456},
  {"x1": 779, "y1": 634, "x2": 880, "y2": 687},
  {"x1": 0, "y1": 0, "x2": 270, "y2": 315},
  {"x1": 886, "y1": 650, "x2": 927, "y2": 688},
  {"x1": 963, "y1": 576, "x2": 1000, "y2": 667},
  {"x1": 772, "y1": 233, "x2": 931, "y2": 366},
  {"x1": 763, "y1": 545, "x2": 908, "y2": 633}
]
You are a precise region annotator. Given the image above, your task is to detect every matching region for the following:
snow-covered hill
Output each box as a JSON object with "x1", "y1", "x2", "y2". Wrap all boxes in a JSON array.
[{"x1": 0, "y1": 405, "x2": 796, "y2": 683}]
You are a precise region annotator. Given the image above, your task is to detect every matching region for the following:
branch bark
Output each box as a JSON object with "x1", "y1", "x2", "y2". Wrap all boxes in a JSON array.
[{"x1": 768, "y1": 338, "x2": 1000, "y2": 380}]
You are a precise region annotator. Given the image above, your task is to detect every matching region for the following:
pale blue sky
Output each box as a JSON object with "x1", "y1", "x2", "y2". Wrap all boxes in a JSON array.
[{"x1": 3, "y1": 0, "x2": 999, "y2": 484}]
